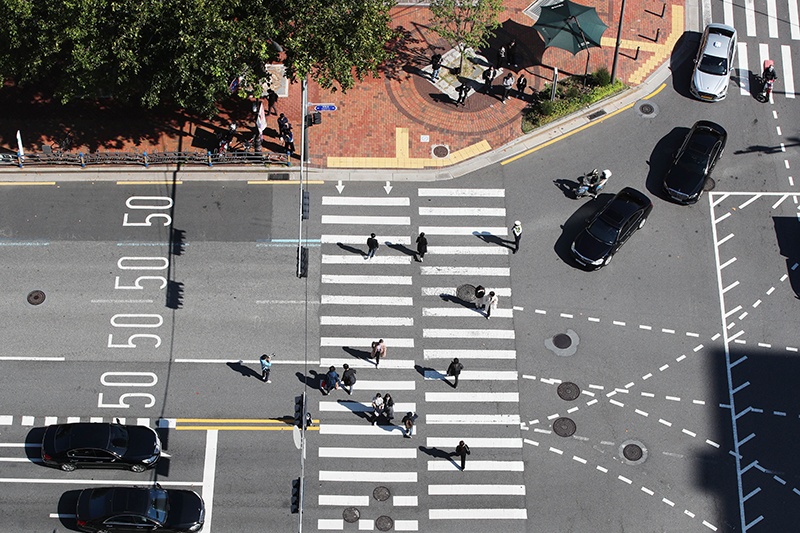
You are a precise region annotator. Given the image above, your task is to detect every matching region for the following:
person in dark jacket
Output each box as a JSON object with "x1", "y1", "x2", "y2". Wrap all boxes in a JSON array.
[
  {"x1": 454, "y1": 440, "x2": 470, "y2": 470},
  {"x1": 322, "y1": 366, "x2": 340, "y2": 395},
  {"x1": 383, "y1": 393, "x2": 395, "y2": 422},
  {"x1": 416, "y1": 232, "x2": 428, "y2": 262},
  {"x1": 446, "y1": 358, "x2": 464, "y2": 388},
  {"x1": 341, "y1": 364, "x2": 357, "y2": 395}
]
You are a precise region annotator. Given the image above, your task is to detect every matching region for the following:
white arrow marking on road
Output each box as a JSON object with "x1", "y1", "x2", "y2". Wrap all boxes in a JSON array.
[
  {"x1": 336, "y1": 180, "x2": 344, "y2": 194},
  {"x1": 384, "y1": 181, "x2": 393, "y2": 194}
]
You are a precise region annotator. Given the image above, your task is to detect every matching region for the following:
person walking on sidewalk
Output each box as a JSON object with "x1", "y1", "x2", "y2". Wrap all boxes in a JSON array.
[
  {"x1": 507, "y1": 39, "x2": 518, "y2": 67},
  {"x1": 455, "y1": 81, "x2": 469, "y2": 107},
  {"x1": 416, "y1": 232, "x2": 428, "y2": 262},
  {"x1": 278, "y1": 113, "x2": 290, "y2": 135},
  {"x1": 453, "y1": 440, "x2": 471, "y2": 470},
  {"x1": 266, "y1": 89, "x2": 278, "y2": 116},
  {"x1": 401, "y1": 411, "x2": 418, "y2": 438},
  {"x1": 502, "y1": 73, "x2": 515, "y2": 103},
  {"x1": 383, "y1": 393, "x2": 395, "y2": 422},
  {"x1": 430, "y1": 52, "x2": 443, "y2": 81},
  {"x1": 446, "y1": 358, "x2": 464, "y2": 388},
  {"x1": 371, "y1": 393, "x2": 384, "y2": 425},
  {"x1": 516, "y1": 74, "x2": 527, "y2": 100},
  {"x1": 511, "y1": 221, "x2": 522, "y2": 254},
  {"x1": 371, "y1": 339, "x2": 387, "y2": 367},
  {"x1": 482, "y1": 65, "x2": 497, "y2": 94},
  {"x1": 260, "y1": 354, "x2": 272, "y2": 383},
  {"x1": 322, "y1": 366, "x2": 341, "y2": 395},
  {"x1": 366, "y1": 233, "x2": 379, "y2": 260},
  {"x1": 497, "y1": 45, "x2": 507, "y2": 67},
  {"x1": 341, "y1": 363, "x2": 357, "y2": 395},
  {"x1": 485, "y1": 291, "x2": 498, "y2": 319}
]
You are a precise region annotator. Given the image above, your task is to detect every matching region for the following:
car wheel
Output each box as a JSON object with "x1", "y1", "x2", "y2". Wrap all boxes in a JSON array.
[
  {"x1": 603, "y1": 254, "x2": 613, "y2": 266},
  {"x1": 638, "y1": 217, "x2": 647, "y2": 229},
  {"x1": 130, "y1": 464, "x2": 146, "y2": 473},
  {"x1": 60, "y1": 462, "x2": 77, "y2": 472}
]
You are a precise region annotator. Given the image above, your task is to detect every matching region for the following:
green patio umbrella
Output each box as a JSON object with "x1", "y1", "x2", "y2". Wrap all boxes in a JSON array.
[{"x1": 533, "y1": 0, "x2": 608, "y2": 55}]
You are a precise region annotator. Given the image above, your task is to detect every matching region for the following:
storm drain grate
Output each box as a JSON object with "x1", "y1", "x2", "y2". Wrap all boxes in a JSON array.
[
  {"x1": 553, "y1": 417, "x2": 576, "y2": 437},
  {"x1": 432, "y1": 145, "x2": 450, "y2": 158},
  {"x1": 553, "y1": 333, "x2": 572, "y2": 349},
  {"x1": 588, "y1": 109, "x2": 607, "y2": 121},
  {"x1": 557, "y1": 382, "x2": 581, "y2": 401},
  {"x1": 376, "y1": 515, "x2": 394, "y2": 531},
  {"x1": 620, "y1": 440, "x2": 648, "y2": 465},
  {"x1": 623, "y1": 444, "x2": 643, "y2": 461},
  {"x1": 635, "y1": 100, "x2": 659, "y2": 118},
  {"x1": 27, "y1": 290, "x2": 46, "y2": 305},
  {"x1": 343, "y1": 508, "x2": 360, "y2": 523},
  {"x1": 373, "y1": 486, "x2": 391, "y2": 501}
]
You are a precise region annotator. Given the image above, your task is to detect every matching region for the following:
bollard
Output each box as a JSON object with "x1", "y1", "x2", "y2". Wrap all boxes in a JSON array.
[
  {"x1": 144, "y1": 152, "x2": 149, "y2": 168},
  {"x1": 80, "y1": 153, "x2": 85, "y2": 168}
]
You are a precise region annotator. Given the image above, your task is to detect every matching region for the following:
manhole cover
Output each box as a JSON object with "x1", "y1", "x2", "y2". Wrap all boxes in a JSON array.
[
  {"x1": 373, "y1": 486, "x2": 391, "y2": 501},
  {"x1": 376, "y1": 515, "x2": 394, "y2": 531},
  {"x1": 635, "y1": 100, "x2": 659, "y2": 118},
  {"x1": 703, "y1": 177, "x2": 716, "y2": 191},
  {"x1": 623, "y1": 444, "x2": 643, "y2": 461},
  {"x1": 432, "y1": 145, "x2": 450, "y2": 158},
  {"x1": 343, "y1": 507, "x2": 360, "y2": 523},
  {"x1": 553, "y1": 333, "x2": 571, "y2": 349},
  {"x1": 456, "y1": 284, "x2": 476, "y2": 302},
  {"x1": 553, "y1": 417, "x2": 576, "y2": 437},
  {"x1": 27, "y1": 290, "x2": 46, "y2": 305},
  {"x1": 557, "y1": 382, "x2": 581, "y2": 401}
]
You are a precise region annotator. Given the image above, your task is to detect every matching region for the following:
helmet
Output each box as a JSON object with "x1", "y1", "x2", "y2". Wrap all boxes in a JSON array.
[
  {"x1": 601, "y1": 170, "x2": 612, "y2": 179},
  {"x1": 514, "y1": 220, "x2": 521, "y2": 226}
]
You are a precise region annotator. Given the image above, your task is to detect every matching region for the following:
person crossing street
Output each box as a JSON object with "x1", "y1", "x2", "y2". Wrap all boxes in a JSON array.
[{"x1": 446, "y1": 358, "x2": 464, "y2": 388}]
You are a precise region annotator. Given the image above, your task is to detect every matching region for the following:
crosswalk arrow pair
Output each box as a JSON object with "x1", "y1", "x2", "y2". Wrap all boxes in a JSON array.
[{"x1": 334, "y1": 180, "x2": 392, "y2": 194}]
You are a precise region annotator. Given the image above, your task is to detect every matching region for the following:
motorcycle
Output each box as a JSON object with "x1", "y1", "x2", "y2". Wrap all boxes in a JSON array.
[
  {"x1": 755, "y1": 59, "x2": 776, "y2": 103},
  {"x1": 216, "y1": 122, "x2": 238, "y2": 154},
  {"x1": 575, "y1": 169, "x2": 610, "y2": 199}
]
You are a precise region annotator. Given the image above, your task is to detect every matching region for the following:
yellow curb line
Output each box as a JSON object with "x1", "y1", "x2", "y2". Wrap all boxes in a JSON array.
[{"x1": 500, "y1": 83, "x2": 667, "y2": 166}]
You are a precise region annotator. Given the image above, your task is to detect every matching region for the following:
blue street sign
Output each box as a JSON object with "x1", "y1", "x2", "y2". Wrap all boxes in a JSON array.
[{"x1": 314, "y1": 105, "x2": 337, "y2": 111}]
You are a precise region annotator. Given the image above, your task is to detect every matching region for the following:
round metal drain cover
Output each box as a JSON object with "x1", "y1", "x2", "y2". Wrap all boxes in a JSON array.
[
  {"x1": 373, "y1": 486, "x2": 391, "y2": 501},
  {"x1": 553, "y1": 333, "x2": 572, "y2": 349},
  {"x1": 703, "y1": 177, "x2": 716, "y2": 191},
  {"x1": 623, "y1": 444, "x2": 643, "y2": 461},
  {"x1": 635, "y1": 100, "x2": 659, "y2": 118},
  {"x1": 432, "y1": 145, "x2": 450, "y2": 158},
  {"x1": 27, "y1": 290, "x2": 46, "y2": 305},
  {"x1": 557, "y1": 382, "x2": 581, "y2": 401},
  {"x1": 456, "y1": 284, "x2": 476, "y2": 302},
  {"x1": 553, "y1": 417, "x2": 576, "y2": 437},
  {"x1": 343, "y1": 507, "x2": 360, "y2": 523},
  {"x1": 376, "y1": 515, "x2": 394, "y2": 531}
]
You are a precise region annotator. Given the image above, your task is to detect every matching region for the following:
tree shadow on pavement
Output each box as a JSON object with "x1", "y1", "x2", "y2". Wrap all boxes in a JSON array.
[
  {"x1": 381, "y1": 25, "x2": 430, "y2": 82},
  {"x1": 226, "y1": 361, "x2": 261, "y2": 380}
]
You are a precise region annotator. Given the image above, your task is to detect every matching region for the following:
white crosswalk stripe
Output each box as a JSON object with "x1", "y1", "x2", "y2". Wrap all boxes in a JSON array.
[
  {"x1": 322, "y1": 196, "x2": 410, "y2": 206},
  {"x1": 426, "y1": 437, "x2": 523, "y2": 448},
  {"x1": 321, "y1": 215, "x2": 410, "y2": 225},
  {"x1": 322, "y1": 254, "x2": 411, "y2": 264},
  {"x1": 738, "y1": 42, "x2": 750, "y2": 95},
  {"x1": 422, "y1": 286, "x2": 512, "y2": 297},
  {"x1": 417, "y1": 225, "x2": 508, "y2": 235},
  {"x1": 319, "y1": 402, "x2": 417, "y2": 413},
  {"x1": 427, "y1": 460, "x2": 525, "y2": 471},
  {"x1": 321, "y1": 295, "x2": 413, "y2": 306},
  {"x1": 418, "y1": 188, "x2": 505, "y2": 197},
  {"x1": 321, "y1": 234, "x2": 411, "y2": 245},
  {"x1": 423, "y1": 307, "x2": 513, "y2": 318},
  {"x1": 425, "y1": 392, "x2": 519, "y2": 402},
  {"x1": 320, "y1": 316, "x2": 413, "y2": 326},
  {"x1": 424, "y1": 349, "x2": 517, "y2": 359},
  {"x1": 423, "y1": 370, "x2": 518, "y2": 380},
  {"x1": 320, "y1": 470, "x2": 417, "y2": 482},
  {"x1": 419, "y1": 207, "x2": 506, "y2": 216},
  {"x1": 426, "y1": 414, "x2": 521, "y2": 425},
  {"x1": 421, "y1": 266, "x2": 510, "y2": 276},
  {"x1": 782, "y1": 44, "x2": 796, "y2": 96},
  {"x1": 319, "y1": 447, "x2": 417, "y2": 458},
  {"x1": 319, "y1": 358, "x2": 415, "y2": 369},
  {"x1": 427, "y1": 245, "x2": 509, "y2": 255},
  {"x1": 423, "y1": 328, "x2": 515, "y2": 339},
  {"x1": 320, "y1": 337, "x2": 414, "y2": 347},
  {"x1": 790, "y1": 0, "x2": 800, "y2": 39},
  {"x1": 428, "y1": 484, "x2": 526, "y2": 495},
  {"x1": 321, "y1": 274, "x2": 411, "y2": 285},
  {"x1": 745, "y1": 0, "x2": 757, "y2": 36}
]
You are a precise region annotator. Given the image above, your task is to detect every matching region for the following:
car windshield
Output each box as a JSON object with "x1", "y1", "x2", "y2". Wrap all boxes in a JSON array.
[
  {"x1": 146, "y1": 489, "x2": 169, "y2": 524},
  {"x1": 698, "y1": 54, "x2": 727, "y2": 76},
  {"x1": 676, "y1": 146, "x2": 709, "y2": 174},
  {"x1": 107, "y1": 425, "x2": 129, "y2": 456},
  {"x1": 587, "y1": 218, "x2": 619, "y2": 245}
]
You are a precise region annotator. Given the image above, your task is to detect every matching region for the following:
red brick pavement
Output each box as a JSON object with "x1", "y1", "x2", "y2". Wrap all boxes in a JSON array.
[{"x1": 1, "y1": 0, "x2": 683, "y2": 171}]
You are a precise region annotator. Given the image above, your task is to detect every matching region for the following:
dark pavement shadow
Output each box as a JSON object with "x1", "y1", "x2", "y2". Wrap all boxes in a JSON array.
[
  {"x1": 296, "y1": 370, "x2": 320, "y2": 389},
  {"x1": 553, "y1": 179, "x2": 580, "y2": 199},
  {"x1": 669, "y1": 31, "x2": 701, "y2": 99},
  {"x1": 773, "y1": 216, "x2": 800, "y2": 298},
  {"x1": 342, "y1": 347, "x2": 373, "y2": 364},
  {"x1": 337, "y1": 243, "x2": 366, "y2": 256},
  {"x1": 226, "y1": 361, "x2": 261, "y2": 379},
  {"x1": 439, "y1": 293, "x2": 474, "y2": 308},
  {"x1": 553, "y1": 194, "x2": 613, "y2": 268},
  {"x1": 414, "y1": 364, "x2": 438, "y2": 378},
  {"x1": 387, "y1": 243, "x2": 416, "y2": 256},
  {"x1": 475, "y1": 232, "x2": 513, "y2": 250},
  {"x1": 419, "y1": 446, "x2": 459, "y2": 467},
  {"x1": 336, "y1": 400, "x2": 372, "y2": 422},
  {"x1": 645, "y1": 126, "x2": 689, "y2": 200}
]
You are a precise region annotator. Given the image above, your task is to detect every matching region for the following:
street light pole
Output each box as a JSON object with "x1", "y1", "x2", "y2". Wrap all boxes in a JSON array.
[
  {"x1": 611, "y1": 0, "x2": 627, "y2": 83},
  {"x1": 297, "y1": 76, "x2": 308, "y2": 278}
]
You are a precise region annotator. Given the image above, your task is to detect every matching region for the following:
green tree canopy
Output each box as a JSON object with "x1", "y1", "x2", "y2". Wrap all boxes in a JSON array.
[
  {"x1": 429, "y1": 0, "x2": 504, "y2": 71},
  {"x1": 0, "y1": 0, "x2": 395, "y2": 116}
]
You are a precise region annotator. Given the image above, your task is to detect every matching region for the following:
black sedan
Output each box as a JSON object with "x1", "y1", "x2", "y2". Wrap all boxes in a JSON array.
[
  {"x1": 76, "y1": 486, "x2": 205, "y2": 533},
  {"x1": 41, "y1": 422, "x2": 160, "y2": 472},
  {"x1": 570, "y1": 187, "x2": 653, "y2": 269},
  {"x1": 663, "y1": 121, "x2": 727, "y2": 204}
]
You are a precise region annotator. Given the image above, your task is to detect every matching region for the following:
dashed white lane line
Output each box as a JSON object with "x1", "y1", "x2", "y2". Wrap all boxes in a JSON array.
[{"x1": 613, "y1": 320, "x2": 626, "y2": 326}]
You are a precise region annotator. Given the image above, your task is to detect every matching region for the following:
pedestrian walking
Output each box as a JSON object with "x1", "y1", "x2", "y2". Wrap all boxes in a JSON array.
[
  {"x1": 383, "y1": 393, "x2": 395, "y2": 422},
  {"x1": 507, "y1": 39, "x2": 518, "y2": 67},
  {"x1": 455, "y1": 82, "x2": 469, "y2": 107},
  {"x1": 485, "y1": 291, "x2": 498, "y2": 319},
  {"x1": 401, "y1": 411, "x2": 418, "y2": 438},
  {"x1": 370, "y1": 339, "x2": 387, "y2": 367},
  {"x1": 341, "y1": 363, "x2": 357, "y2": 395},
  {"x1": 366, "y1": 233, "x2": 379, "y2": 260},
  {"x1": 416, "y1": 232, "x2": 428, "y2": 262},
  {"x1": 260, "y1": 354, "x2": 272, "y2": 383},
  {"x1": 497, "y1": 45, "x2": 507, "y2": 67},
  {"x1": 277, "y1": 113, "x2": 290, "y2": 135},
  {"x1": 283, "y1": 127, "x2": 295, "y2": 161},
  {"x1": 474, "y1": 285, "x2": 486, "y2": 309},
  {"x1": 322, "y1": 366, "x2": 341, "y2": 395},
  {"x1": 482, "y1": 65, "x2": 497, "y2": 94},
  {"x1": 502, "y1": 73, "x2": 515, "y2": 103},
  {"x1": 454, "y1": 440, "x2": 471, "y2": 470},
  {"x1": 371, "y1": 393, "x2": 384, "y2": 425},
  {"x1": 430, "y1": 52, "x2": 443, "y2": 81},
  {"x1": 516, "y1": 74, "x2": 527, "y2": 99},
  {"x1": 266, "y1": 89, "x2": 278, "y2": 116},
  {"x1": 446, "y1": 358, "x2": 464, "y2": 388},
  {"x1": 511, "y1": 220, "x2": 522, "y2": 253}
]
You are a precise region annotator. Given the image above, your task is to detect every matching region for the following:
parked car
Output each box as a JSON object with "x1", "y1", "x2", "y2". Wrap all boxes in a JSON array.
[
  {"x1": 663, "y1": 121, "x2": 727, "y2": 204},
  {"x1": 690, "y1": 23, "x2": 737, "y2": 101},
  {"x1": 570, "y1": 187, "x2": 653, "y2": 269},
  {"x1": 76, "y1": 486, "x2": 205, "y2": 533},
  {"x1": 41, "y1": 422, "x2": 160, "y2": 472}
]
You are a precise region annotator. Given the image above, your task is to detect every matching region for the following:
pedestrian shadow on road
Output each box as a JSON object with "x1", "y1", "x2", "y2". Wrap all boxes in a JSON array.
[
  {"x1": 553, "y1": 178, "x2": 582, "y2": 199},
  {"x1": 336, "y1": 243, "x2": 366, "y2": 257},
  {"x1": 296, "y1": 369, "x2": 321, "y2": 389},
  {"x1": 387, "y1": 242, "x2": 416, "y2": 257},
  {"x1": 419, "y1": 446, "x2": 459, "y2": 467},
  {"x1": 342, "y1": 347, "x2": 373, "y2": 364},
  {"x1": 474, "y1": 231, "x2": 513, "y2": 250},
  {"x1": 336, "y1": 400, "x2": 372, "y2": 423},
  {"x1": 226, "y1": 360, "x2": 261, "y2": 380}
]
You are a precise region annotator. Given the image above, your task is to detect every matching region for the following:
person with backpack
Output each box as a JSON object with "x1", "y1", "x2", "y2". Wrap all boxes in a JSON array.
[
  {"x1": 342, "y1": 364, "x2": 357, "y2": 395},
  {"x1": 401, "y1": 411, "x2": 418, "y2": 438},
  {"x1": 322, "y1": 366, "x2": 341, "y2": 395},
  {"x1": 446, "y1": 358, "x2": 464, "y2": 388}
]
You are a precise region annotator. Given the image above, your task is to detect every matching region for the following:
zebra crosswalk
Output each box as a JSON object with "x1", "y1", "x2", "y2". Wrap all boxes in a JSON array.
[{"x1": 309, "y1": 185, "x2": 527, "y2": 531}]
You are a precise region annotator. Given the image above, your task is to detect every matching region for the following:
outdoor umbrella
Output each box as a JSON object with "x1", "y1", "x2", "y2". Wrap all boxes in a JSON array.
[{"x1": 533, "y1": 0, "x2": 608, "y2": 55}]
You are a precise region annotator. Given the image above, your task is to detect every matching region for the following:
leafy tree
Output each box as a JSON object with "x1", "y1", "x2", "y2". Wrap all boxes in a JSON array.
[
  {"x1": 428, "y1": 0, "x2": 504, "y2": 73},
  {"x1": 0, "y1": 0, "x2": 395, "y2": 117}
]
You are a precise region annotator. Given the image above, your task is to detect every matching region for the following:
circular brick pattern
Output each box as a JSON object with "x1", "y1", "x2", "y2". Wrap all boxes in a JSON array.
[
  {"x1": 553, "y1": 417, "x2": 577, "y2": 437},
  {"x1": 557, "y1": 382, "x2": 581, "y2": 401},
  {"x1": 27, "y1": 290, "x2": 46, "y2": 305}
]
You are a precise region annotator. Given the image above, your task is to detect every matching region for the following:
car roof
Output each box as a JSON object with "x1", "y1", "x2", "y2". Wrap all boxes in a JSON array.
[
  {"x1": 702, "y1": 24, "x2": 735, "y2": 58},
  {"x1": 53, "y1": 423, "x2": 113, "y2": 452},
  {"x1": 83, "y1": 487, "x2": 153, "y2": 519},
  {"x1": 599, "y1": 188, "x2": 650, "y2": 227}
]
